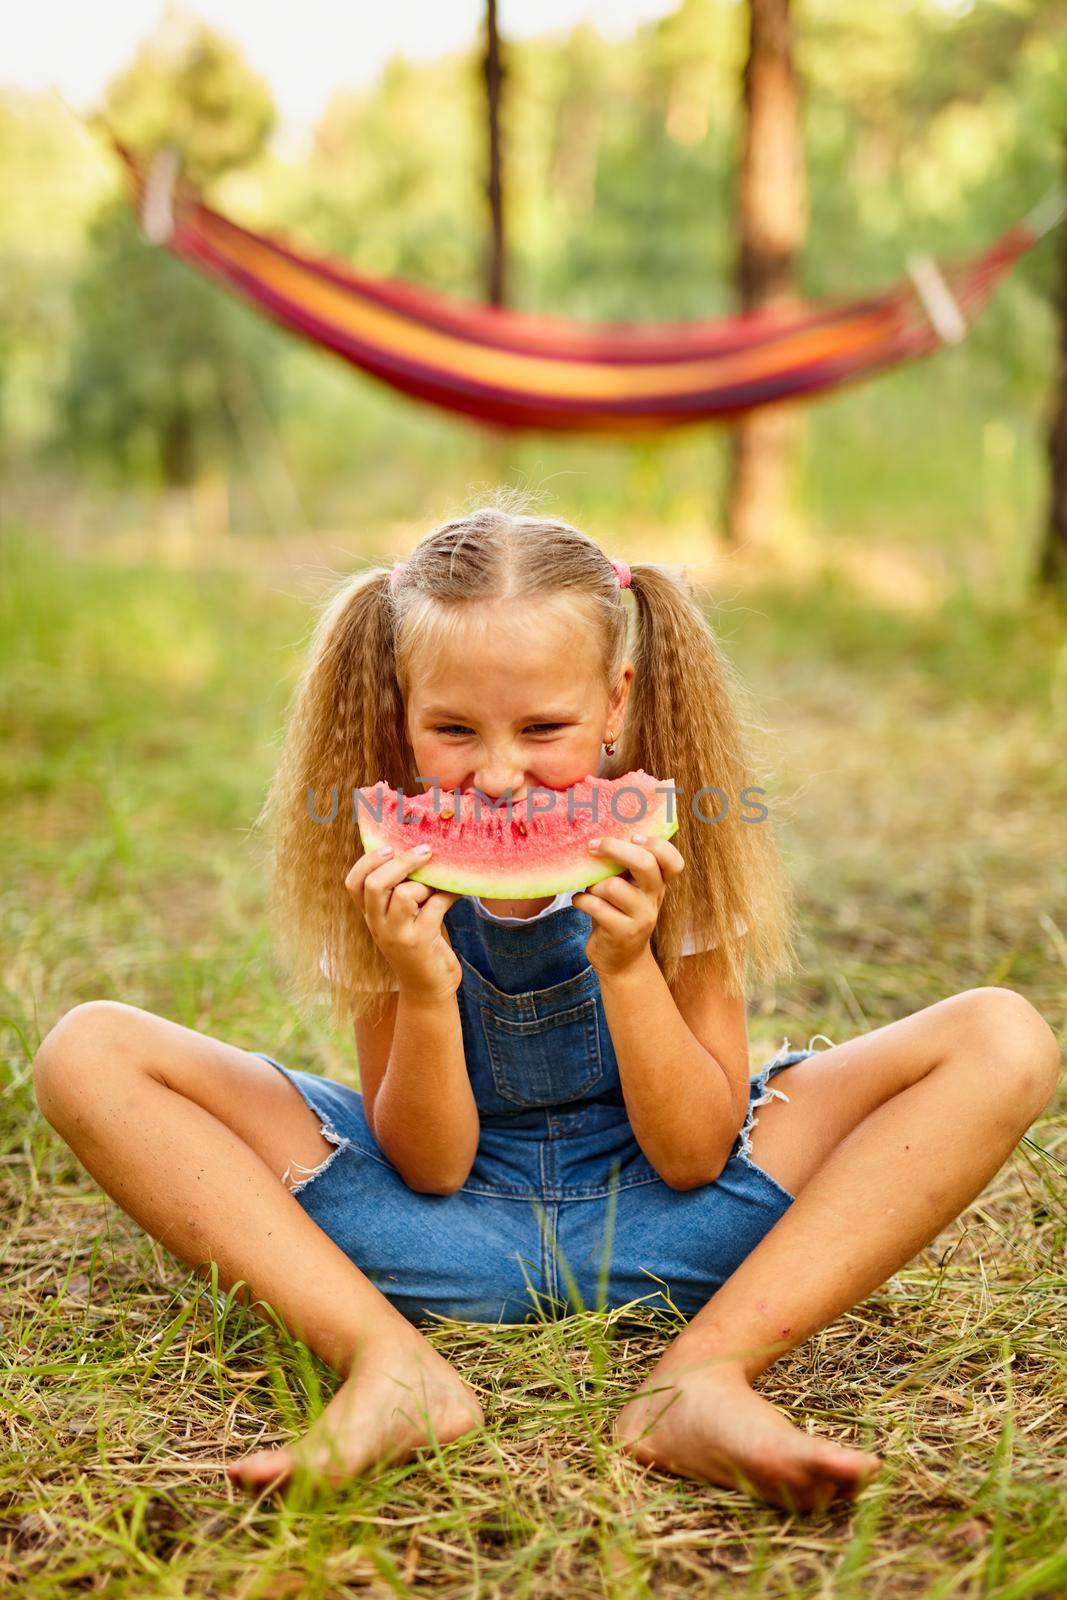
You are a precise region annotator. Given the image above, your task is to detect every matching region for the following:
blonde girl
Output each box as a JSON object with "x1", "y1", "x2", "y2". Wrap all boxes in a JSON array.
[{"x1": 33, "y1": 503, "x2": 1060, "y2": 1511}]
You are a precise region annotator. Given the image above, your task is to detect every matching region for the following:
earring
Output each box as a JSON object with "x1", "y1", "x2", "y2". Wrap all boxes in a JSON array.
[{"x1": 603, "y1": 730, "x2": 617, "y2": 756}]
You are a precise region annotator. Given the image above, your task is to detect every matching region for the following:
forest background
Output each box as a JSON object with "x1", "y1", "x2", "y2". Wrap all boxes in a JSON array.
[{"x1": 3, "y1": 0, "x2": 1065, "y2": 596}]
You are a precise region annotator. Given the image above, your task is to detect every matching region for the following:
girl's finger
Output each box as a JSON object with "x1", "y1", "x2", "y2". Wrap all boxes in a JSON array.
[
  {"x1": 613, "y1": 834, "x2": 685, "y2": 877},
  {"x1": 390, "y1": 878, "x2": 435, "y2": 904},
  {"x1": 584, "y1": 873, "x2": 646, "y2": 915},
  {"x1": 590, "y1": 836, "x2": 665, "y2": 892},
  {"x1": 346, "y1": 845, "x2": 406, "y2": 893},
  {"x1": 361, "y1": 845, "x2": 433, "y2": 894},
  {"x1": 415, "y1": 890, "x2": 460, "y2": 932},
  {"x1": 388, "y1": 882, "x2": 458, "y2": 924},
  {"x1": 654, "y1": 839, "x2": 687, "y2": 877},
  {"x1": 573, "y1": 893, "x2": 632, "y2": 936},
  {"x1": 384, "y1": 880, "x2": 433, "y2": 921}
]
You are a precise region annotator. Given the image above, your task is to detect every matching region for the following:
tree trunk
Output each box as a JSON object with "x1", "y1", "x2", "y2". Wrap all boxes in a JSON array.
[
  {"x1": 484, "y1": 0, "x2": 507, "y2": 308},
  {"x1": 160, "y1": 405, "x2": 195, "y2": 487},
  {"x1": 726, "y1": 0, "x2": 806, "y2": 550},
  {"x1": 1040, "y1": 163, "x2": 1067, "y2": 590}
]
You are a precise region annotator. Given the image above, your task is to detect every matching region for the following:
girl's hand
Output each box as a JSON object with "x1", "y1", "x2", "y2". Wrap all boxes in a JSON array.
[
  {"x1": 573, "y1": 834, "x2": 686, "y2": 979},
  {"x1": 345, "y1": 845, "x2": 461, "y2": 1001}
]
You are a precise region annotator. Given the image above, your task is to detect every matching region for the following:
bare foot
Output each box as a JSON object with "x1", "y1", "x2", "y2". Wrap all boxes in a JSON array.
[
  {"x1": 614, "y1": 1359, "x2": 880, "y2": 1512},
  {"x1": 227, "y1": 1332, "x2": 485, "y2": 1490}
]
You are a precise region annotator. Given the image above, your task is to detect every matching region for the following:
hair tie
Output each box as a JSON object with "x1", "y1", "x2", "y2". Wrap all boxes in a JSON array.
[{"x1": 388, "y1": 561, "x2": 407, "y2": 588}]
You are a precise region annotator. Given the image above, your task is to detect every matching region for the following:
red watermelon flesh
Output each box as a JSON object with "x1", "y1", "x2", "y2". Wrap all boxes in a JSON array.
[{"x1": 355, "y1": 769, "x2": 679, "y2": 899}]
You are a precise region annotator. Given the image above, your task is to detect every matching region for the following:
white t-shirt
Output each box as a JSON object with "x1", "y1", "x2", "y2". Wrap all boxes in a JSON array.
[
  {"x1": 321, "y1": 894, "x2": 747, "y2": 987},
  {"x1": 470, "y1": 890, "x2": 747, "y2": 953}
]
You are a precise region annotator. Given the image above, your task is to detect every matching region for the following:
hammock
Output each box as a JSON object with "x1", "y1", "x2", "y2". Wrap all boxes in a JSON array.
[{"x1": 117, "y1": 143, "x2": 1063, "y2": 436}]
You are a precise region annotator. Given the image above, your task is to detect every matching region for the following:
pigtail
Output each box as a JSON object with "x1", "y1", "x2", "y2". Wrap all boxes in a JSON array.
[
  {"x1": 253, "y1": 566, "x2": 416, "y2": 1028},
  {"x1": 619, "y1": 562, "x2": 800, "y2": 999}
]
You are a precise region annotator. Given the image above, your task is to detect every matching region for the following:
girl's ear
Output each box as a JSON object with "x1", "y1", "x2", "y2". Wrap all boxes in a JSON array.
[{"x1": 612, "y1": 661, "x2": 635, "y2": 724}]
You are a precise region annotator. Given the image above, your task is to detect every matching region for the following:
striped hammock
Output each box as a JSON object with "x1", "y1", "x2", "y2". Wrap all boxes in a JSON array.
[{"x1": 119, "y1": 144, "x2": 1061, "y2": 436}]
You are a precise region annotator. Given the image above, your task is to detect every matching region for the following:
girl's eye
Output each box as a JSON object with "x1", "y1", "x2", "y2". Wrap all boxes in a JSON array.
[{"x1": 435, "y1": 724, "x2": 562, "y2": 737}]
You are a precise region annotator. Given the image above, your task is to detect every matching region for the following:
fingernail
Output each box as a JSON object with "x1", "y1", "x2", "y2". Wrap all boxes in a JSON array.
[
  {"x1": 589, "y1": 837, "x2": 601, "y2": 849},
  {"x1": 633, "y1": 833, "x2": 647, "y2": 843},
  {"x1": 416, "y1": 844, "x2": 431, "y2": 854},
  {"x1": 377, "y1": 846, "x2": 393, "y2": 856}
]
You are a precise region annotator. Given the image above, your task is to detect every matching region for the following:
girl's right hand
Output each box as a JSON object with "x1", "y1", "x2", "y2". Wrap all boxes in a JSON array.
[{"x1": 345, "y1": 844, "x2": 461, "y2": 1001}]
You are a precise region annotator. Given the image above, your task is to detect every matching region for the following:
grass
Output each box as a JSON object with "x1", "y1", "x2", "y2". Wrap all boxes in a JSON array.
[{"x1": 1, "y1": 520, "x2": 1064, "y2": 1597}]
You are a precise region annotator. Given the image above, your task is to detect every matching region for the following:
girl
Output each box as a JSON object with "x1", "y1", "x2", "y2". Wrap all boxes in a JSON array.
[{"x1": 33, "y1": 504, "x2": 1059, "y2": 1512}]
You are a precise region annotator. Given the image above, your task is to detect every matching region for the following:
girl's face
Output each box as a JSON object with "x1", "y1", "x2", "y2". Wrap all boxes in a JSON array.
[{"x1": 404, "y1": 600, "x2": 632, "y2": 802}]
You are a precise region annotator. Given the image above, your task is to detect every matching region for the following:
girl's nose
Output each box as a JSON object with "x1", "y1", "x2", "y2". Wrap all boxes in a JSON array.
[{"x1": 472, "y1": 764, "x2": 526, "y2": 801}]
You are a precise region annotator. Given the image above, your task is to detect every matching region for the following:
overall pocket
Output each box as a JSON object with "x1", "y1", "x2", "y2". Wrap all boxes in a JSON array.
[{"x1": 480, "y1": 980, "x2": 604, "y2": 1108}]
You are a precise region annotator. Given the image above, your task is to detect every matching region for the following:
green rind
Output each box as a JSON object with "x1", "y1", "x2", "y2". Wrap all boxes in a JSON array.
[{"x1": 358, "y1": 806, "x2": 678, "y2": 899}]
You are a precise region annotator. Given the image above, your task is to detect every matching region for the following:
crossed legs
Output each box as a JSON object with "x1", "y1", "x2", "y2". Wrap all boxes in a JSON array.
[
  {"x1": 614, "y1": 986, "x2": 1061, "y2": 1509},
  {"x1": 32, "y1": 987, "x2": 1060, "y2": 1506}
]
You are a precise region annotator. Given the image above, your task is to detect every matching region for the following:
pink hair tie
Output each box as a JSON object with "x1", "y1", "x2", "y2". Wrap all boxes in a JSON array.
[
  {"x1": 388, "y1": 561, "x2": 407, "y2": 588},
  {"x1": 609, "y1": 558, "x2": 631, "y2": 590}
]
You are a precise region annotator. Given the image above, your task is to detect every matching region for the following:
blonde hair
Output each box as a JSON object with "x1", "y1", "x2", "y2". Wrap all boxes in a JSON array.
[{"x1": 256, "y1": 495, "x2": 799, "y2": 1027}]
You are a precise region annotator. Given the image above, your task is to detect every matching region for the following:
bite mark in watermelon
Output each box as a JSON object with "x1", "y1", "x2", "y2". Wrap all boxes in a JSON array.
[{"x1": 355, "y1": 769, "x2": 679, "y2": 899}]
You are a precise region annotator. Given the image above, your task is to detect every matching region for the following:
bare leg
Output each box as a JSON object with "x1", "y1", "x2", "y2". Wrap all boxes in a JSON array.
[
  {"x1": 33, "y1": 1001, "x2": 484, "y2": 1487},
  {"x1": 614, "y1": 987, "x2": 1060, "y2": 1510}
]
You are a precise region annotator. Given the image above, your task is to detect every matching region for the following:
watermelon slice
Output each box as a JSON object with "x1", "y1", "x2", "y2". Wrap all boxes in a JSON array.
[{"x1": 355, "y1": 769, "x2": 679, "y2": 899}]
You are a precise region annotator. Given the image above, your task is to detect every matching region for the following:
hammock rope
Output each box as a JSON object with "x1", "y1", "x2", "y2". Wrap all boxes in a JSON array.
[{"x1": 116, "y1": 141, "x2": 1060, "y2": 436}]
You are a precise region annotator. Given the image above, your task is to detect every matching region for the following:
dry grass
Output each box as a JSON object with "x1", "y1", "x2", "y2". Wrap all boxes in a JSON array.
[{"x1": 1, "y1": 524, "x2": 1064, "y2": 1597}]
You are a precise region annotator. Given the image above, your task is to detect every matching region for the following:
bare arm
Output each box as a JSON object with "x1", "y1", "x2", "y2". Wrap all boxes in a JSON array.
[
  {"x1": 597, "y1": 948, "x2": 752, "y2": 1190},
  {"x1": 354, "y1": 987, "x2": 480, "y2": 1196},
  {"x1": 346, "y1": 841, "x2": 479, "y2": 1197}
]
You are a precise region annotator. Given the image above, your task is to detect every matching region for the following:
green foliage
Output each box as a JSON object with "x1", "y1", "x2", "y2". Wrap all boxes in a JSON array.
[
  {"x1": 98, "y1": 5, "x2": 274, "y2": 182},
  {"x1": 0, "y1": 92, "x2": 114, "y2": 455},
  {"x1": 1, "y1": 0, "x2": 1066, "y2": 538},
  {"x1": 58, "y1": 198, "x2": 280, "y2": 486},
  {"x1": 271, "y1": 52, "x2": 486, "y2": 291}
]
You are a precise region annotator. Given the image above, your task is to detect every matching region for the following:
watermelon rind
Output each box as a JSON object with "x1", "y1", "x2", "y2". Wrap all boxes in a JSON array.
[{"x1": 355, "y1": 771, "x2": 679, "y2": 900}]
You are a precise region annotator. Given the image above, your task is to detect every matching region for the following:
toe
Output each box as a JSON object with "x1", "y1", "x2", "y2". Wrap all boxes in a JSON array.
[
  {"x1": 229, "y1": 1448, "x2": 292, "y2": 1486},
  {"x1": 613, "y1": 1404, "x2": 644, "y2": 1444},
  {"x1": 816, "y1": 1440, "x2": 879, "y2": 1481},
  {"x1": 807, "y1": 1481, "x2": 841, "y2": 1514},
  {"x1": 803, "y1": 1445, "x2": 880, "y2": 1508},
  {"x1": 613, "y1": 1408, "x2": 653, "y2": 1459},
  {"x1": 838, "y1": 1447, "x2": 881, "y2": 1489}
]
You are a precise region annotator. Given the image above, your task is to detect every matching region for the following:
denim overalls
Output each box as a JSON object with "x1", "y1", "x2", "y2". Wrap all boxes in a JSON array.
[{"x1": 254, "y1": 893, "x2": 820, "y2": 1327}]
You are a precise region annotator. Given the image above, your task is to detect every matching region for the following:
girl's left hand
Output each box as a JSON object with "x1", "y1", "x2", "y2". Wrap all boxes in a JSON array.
[{"x1": 573, "y1": 833, "x2": 685, "y2": 978}]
